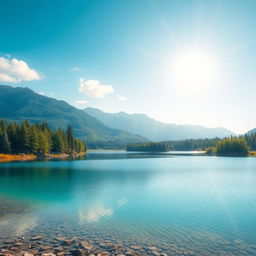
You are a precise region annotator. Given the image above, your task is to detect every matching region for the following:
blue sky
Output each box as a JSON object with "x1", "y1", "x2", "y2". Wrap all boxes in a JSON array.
[{"x1": 0, "y1": 0, "x2": 256, "y2": 133}]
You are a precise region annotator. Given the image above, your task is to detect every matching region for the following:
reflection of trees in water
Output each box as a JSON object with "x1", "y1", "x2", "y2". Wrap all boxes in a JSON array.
[
  {"x1": 84, "y1": 152, "x2": 172, "y2": 160},
  {"x1": 0, "y1": 165, "x2": 74, "y2": 202}
]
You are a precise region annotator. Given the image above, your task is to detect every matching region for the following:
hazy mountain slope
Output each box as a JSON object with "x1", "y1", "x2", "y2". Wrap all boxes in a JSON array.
[
  {"x1": 246, "y1": 128, "x2": 256, "y2": 135},
  {"x1": 84, "y1": 107, "x2": 236, "y2": 141},
  {"x1": 0, "y1": 85, "x2": 146, "y2": 148}
]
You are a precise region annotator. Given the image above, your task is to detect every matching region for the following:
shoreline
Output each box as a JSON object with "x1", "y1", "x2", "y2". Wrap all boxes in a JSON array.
[
  {"x1": 0, "y1": 153, "x2": 86, "y2": 163},
  {"x1": 0, "y1": 235, "x2": 165, "y2": 256}
]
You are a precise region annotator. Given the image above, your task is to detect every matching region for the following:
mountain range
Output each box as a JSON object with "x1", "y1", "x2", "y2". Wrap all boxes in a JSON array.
[
  {"x1": 84, "y1": 107, "x2": 236, "y2": 141},
  {"x1": 0, "y1": 85, "x2": 247, "y2": 149},
  {"x1": 0, "y1": 85, "x2": 146, "y2": 148}
]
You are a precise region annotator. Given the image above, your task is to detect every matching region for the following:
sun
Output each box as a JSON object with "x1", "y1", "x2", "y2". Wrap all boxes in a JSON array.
[{"x1": 171, "y1": 48, "x2": 218, "y2": 90}]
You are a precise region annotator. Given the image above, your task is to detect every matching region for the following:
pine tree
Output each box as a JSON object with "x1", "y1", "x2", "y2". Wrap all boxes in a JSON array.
[
  {"x1": 52, "y1": 129, "x2": 65, "y2": 153},
  {"x1": 7, "y1": 122, "x2": 18, "y2": 152},
  {"x1": 29, "y1": 126, "x2": 39, "y2": 154},
  {"x1": 0, "y1": 129, "x2": 11, "y2": 153},
  {"x1": 67, "y1": 125, "x2": 75, "y2": 153},
  {"x1": 18, "y1": 122, "x2": 31, "y2": 153},
  {"x1": 38, "y1": 131, "x2": 50, "y2": 155}
]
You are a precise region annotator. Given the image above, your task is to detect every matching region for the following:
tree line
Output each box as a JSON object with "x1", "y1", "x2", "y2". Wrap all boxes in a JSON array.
[
  {"x1": 213, "y1": 137, "x2": 249, "y2": 156},
  {"x1": 0, "y1": 120, "x2": 86, "y2": 155},
  {"x1": 127, "y1": 142, "x2": 168, "y2": 152},
  {"x1": 127, "y1": 133, "x2": 256, "y2": 155},
  {"x1": 127, "y1": 138, "x2": 220, "y2": 152}
]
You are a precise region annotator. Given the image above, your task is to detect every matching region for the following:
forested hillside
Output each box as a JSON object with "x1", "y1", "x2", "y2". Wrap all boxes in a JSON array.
[{"x1": 0, "y1": 85, "x2": 146, "y2": 148}]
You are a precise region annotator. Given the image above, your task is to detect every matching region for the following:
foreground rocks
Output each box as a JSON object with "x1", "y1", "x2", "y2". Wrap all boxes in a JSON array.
[{"x1": 0, "y1": 236, "x2": 167, "y2": 256}]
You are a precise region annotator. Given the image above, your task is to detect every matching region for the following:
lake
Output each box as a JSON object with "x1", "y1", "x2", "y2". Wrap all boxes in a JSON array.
[{"x1": 1, "y1": 151, "x2": 256, "y2": 255}]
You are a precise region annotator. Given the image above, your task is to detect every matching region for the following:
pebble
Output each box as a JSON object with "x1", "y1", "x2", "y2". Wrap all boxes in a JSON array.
[
  {"x1": 55, "y1": 238, "x2": 66, "y2": 242},
  {"x1": 147, "y1": 247, "x2": 158, "y2": 251},
  {"x1": 14, "y1": 243, "x2": 24, "y2": 247},
  {"x1": 79, "y1": 241, "x2": 93, "y2": 251},
  {"x1": 56, "y1": 252, "x2": 65, "y2": 256},
  {"x1": 130, "y1": 246, "x2": 141, "y2": 250},
  {"x1": 41, "y1": 253, "x2": 56, "y2": 256},
  {"x1": 17, "y1": 252, "x2": 34, "y2": 256},
  {"x1": 70, "y1": 249, "x2": 82, "y2": 256},
  {"x1": 31, "y1": 236, "x2": 44, "y2": 241}
]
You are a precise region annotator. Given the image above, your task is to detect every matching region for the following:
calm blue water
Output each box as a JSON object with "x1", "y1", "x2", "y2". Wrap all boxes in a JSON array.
[{"x1": 1, "y1": 152, "x2": 256, "y2": 255}]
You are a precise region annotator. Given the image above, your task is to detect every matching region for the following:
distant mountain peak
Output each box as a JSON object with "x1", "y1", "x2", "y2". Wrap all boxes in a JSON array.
[{"x1": 84, "y1": 107, "x2": 236, "y2": 141}]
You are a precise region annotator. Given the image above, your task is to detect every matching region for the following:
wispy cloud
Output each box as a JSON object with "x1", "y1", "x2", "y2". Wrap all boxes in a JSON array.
[
  {"x1": 0, "y1": 56, "x2": 41, "y2": 82},
  {"x1": 70, "y1": 67, "x2": 81, "y2": 72},
  {"x1": 117, "y1": 95, "x2": 126, "y2": 101},
  {"x1": 75, "y1": 100, "x2": 87, "y2": 104},
  {"x1": 79, "y1": 79, "x2": 114, "y2": 98}
]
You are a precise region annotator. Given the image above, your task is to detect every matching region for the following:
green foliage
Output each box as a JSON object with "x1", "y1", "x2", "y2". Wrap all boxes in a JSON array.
[
  {"x1": 245, "y1": 133, "x2": 256, "y2": 150},
  {"x1": 127, "y1": 138, "x2": 220, "y2": 152},
  {"x1": 127, "y1": 142, "x2": 168, "y2": 152},
  {"x1": 216, "y1": 137, "x2": 249, "y2": 156},
  {"x1": 205, "y1": 147, "x2": 216, "y2": 155},
  {"x1": 0, "y1": 127, "x2": 11, "y2": 153},
  {"x1": 0, "y1": 120, "x2": 86, "y2": 155}
]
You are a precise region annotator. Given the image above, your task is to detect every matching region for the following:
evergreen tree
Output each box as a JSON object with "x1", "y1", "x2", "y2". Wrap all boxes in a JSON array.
[
  {"x1": 7, "y1": 122, "x2": 18, "y2": 152},
  {"x1": 38, "y1": 131, "x2": 50, "y2": 155},
  {"x1": 0, "y1": 119, "x2": 86, "y2": 155},
  {"x1": 0, "y1": 129, "x2": 11, "y2": 153},
  {"x1": 67, "y1": 125, "x2": 75, "y2": 153},
  {"x1": 52, "y1": 129, "x2": 65, "y2": 153},
  {"x1": 29, "y1": 126, "x2": 40, "y2": 154}
]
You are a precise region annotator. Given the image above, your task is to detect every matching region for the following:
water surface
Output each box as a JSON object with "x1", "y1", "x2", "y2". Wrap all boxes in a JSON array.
[{"x1": 0, "y1": 152, "x2": 256, "y2": 255}]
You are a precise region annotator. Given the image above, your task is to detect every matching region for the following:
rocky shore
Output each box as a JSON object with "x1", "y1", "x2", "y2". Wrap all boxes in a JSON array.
[{"x1": 0, "y1": 236, "x2": 166, "y2": 256}]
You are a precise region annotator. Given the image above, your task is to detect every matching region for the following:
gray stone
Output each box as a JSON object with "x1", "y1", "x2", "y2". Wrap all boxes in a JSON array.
[
  {"x1": 130, "y1": 246, "x2": 141, "y2": 250},
  {"x1": 79, "y1": 241, "x2": 93, "y2": 251},
  {"x1": 147, "y1": 247, "x2": 158, "y2": 251},
  {"x1": 31, "y1": 236, "x2": 44, "y2": 241},
  {"x1": 41, "y1": 253, "x2": 56, "y2": 256},
  {"x1": 17, "y1": 251, "x2": 34, "y2": 256},
  {"x1": 70, "y1": 249, "x2": 82, "y2": 256}
]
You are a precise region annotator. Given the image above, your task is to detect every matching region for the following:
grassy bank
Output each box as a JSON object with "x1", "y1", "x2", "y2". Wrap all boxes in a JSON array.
[
  {"x1": 0, "y1": 153, "x2": 37, "y2": 162},
  {"x1": 0, "y1": 152, "x2": 86, "y2": 162}
]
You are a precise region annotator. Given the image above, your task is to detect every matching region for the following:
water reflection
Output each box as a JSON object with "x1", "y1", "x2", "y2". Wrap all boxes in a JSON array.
[{"x1": 0, "y1": 154, "x2": 256, "y2": 255}]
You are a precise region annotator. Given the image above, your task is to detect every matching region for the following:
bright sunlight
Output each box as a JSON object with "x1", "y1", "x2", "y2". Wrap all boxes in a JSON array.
[{"x1": 171, "y1": 48, "x2": 218, "y2": 90}]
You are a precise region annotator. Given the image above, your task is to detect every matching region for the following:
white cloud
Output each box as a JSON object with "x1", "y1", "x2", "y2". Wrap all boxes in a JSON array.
[
  {"x1": 79, "y1": 78, "x2": 114, "y2": 98},
  {"x1": 0, "y1": 56, "x2": 41, "y2": 83},
  {"x1": 70, "y1": 67, "x2": 81, "y2": 71},
  {"x1": 38, "y1": 91, "x2": 46, "y2": 95},
  {"x1": 75, "y1": 100, "x2": 87, "y2": 104},
  {"x1": 117, "y1": 95, "x2": 126, "y2": 101}
]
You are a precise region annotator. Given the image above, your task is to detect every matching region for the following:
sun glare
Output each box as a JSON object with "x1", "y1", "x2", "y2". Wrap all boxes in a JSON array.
[{"x1": 171, "y1": 49, "x2": 218, "y2": 90}]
